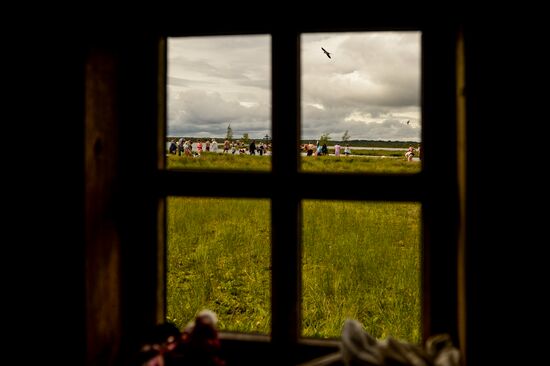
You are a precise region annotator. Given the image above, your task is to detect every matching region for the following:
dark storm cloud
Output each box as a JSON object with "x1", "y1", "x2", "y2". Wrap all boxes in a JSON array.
[{"x1": 168, "y1": 89, "x2": 270, "y2": 138}]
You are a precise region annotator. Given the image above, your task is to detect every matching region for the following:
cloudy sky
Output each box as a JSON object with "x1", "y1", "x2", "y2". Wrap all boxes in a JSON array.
[{"x1": 168, "y1": 32, "x2": 421, "y2": 141}]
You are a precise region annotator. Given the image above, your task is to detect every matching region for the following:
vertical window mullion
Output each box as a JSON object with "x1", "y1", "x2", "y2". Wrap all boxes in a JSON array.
[
  {"x1": 157, "y1": 36, "x2": 167, "y2": 322},
  {"x1": 271, "y1": 30, "x2": 301, "y2": 362},
  {"x1": 421, "y1": 27, "x2": 459, "y2": 342}
]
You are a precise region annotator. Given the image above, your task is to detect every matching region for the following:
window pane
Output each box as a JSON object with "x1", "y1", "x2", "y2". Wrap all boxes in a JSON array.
[
  {"x1": 167, "y1": 35, "x2": 271, "y2": 171},
  {"x1": 167, "y1": 197, "x2": 271, "y2": 334},
  {"x1": 301, "y1": 32, "x2": 422, "y2": 173},
  {"x1": 302, "y1": 201, "x2": 421, "y2": 343}
]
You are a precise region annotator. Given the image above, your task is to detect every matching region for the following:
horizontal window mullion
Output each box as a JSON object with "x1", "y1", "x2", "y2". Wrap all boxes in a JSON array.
[
  {"x1": 156, "y1": 170, "x2": 424, "y2": 201},
  {"x1": 295, "y1": 173, "x2": 425, "y2": 201},
  {"x1": 157, "y1": 170, "x2": 272, "y2": 198}
]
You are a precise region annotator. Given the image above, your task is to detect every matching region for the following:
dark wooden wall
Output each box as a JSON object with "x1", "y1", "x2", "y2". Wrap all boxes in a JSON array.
[{"x1": 9, "y1": 10, "x2": 541, "y2": 366}]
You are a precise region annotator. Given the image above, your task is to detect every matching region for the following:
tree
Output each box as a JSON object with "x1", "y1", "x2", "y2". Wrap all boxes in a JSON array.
[
  {"x1": 226, "y1": 123, "x2": 233, "y2": 141},
  {"x1": 242, "y1": 133, "x2": 250, "y2": 145},
  {"x1": 319, "y1": 132, "x2": 332, "y2": 146},
  {"x1": 342, "y1": 130, "x2": 350, "y2": 143}
]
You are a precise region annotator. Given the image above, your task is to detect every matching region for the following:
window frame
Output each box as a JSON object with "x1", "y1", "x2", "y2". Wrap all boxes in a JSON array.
[{"x1": 152, "y1": 24, "x2": 463, "y2": 365}]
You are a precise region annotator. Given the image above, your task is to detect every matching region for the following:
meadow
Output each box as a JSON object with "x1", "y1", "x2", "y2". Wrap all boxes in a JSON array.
[
  {"x1": 166, "y1": 151, "x2": 421, "y2": 343},
  {"x1": 166, "y1": 150, "x2": 420, "y2": 174}
]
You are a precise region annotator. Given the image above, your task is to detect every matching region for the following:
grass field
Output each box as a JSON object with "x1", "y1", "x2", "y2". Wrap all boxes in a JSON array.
[
  {"x1": 166, "y1": 153, "x2": 421, "y2": 343},
  {"x1": 167, "y1": 151, "x2": 421, "y2": 174}
]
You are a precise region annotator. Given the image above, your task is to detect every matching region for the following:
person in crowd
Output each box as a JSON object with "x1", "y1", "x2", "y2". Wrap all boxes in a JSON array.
[
  {"x1": 196, "y1": 141, "x2": 203, "y2": 156},
  {"x1": 405, "y1": 145, "x2": 415, "y2": 161},
  {"x1": 334, "y1": 143, "x2": 341, "y2": 157},
  {"x1": 306, "y1": 143, "x2": 314, "y2": 156},
  {"x1": 169, "y1": 140, "x2": 177, "y2": 155},
  {"x1": 177, "y1": 137, "x2": 184, "y2": 156},
  {"x1": 184, "y1": 140, "x2": 192, "y2": 156},
  {"x1": 321, "y1": 143, "x2": 329, "y2": 156}
]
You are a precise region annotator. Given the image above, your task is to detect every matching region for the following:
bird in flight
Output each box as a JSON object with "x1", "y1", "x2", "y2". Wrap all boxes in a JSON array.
[
  {"x1": 406, "y1": 120, "x2": 410, "y2": 125},
  {"x1": 321, "y1": 47, "x2": 331, "y2": 59}
]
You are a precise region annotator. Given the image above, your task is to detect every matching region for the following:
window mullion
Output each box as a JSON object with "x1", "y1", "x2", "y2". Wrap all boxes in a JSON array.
[{"x1": 271, "y1": 30, "x2": 301, "y2": 363}]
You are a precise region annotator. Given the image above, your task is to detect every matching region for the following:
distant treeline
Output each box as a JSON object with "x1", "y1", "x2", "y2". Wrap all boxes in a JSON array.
[
  {"x1": 300, "y1": 140, "x2": 419, "y2": 148},
  {"x1": 166, "y1": 137, "x2": 418, "y2": 149}
]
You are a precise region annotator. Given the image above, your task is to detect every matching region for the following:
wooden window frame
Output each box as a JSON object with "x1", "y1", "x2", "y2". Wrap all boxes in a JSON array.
[{"x1": 84, "y1": 22, "x2": 464, "y2": 366}]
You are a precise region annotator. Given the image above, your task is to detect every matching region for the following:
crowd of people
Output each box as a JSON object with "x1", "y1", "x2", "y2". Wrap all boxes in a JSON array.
[
  {"x1": 169, "y1": 139, "x2": 422, "y2": 161},
  {"x1": 301, "y1": 142, "x2": 351, "y2": 157},
  {"x1": 169, "y1": 138, "x2": 270, "y2": 157}
]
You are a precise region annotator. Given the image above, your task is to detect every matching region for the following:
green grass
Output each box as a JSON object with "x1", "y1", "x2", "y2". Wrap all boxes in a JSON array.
[
  {"x1": 166, "y1": 198, "x2": 271, "y2": 334},
  {"x1": 167, "y1": 152, "x2": 270, "y2": 171},
  {"x1": 167, "y1": 152, "x2": 421, "y2": 174},
  {"x1": 302, "y1": 201, "x2": 420, "y2": 342},
  {"x1": 301, "y1": 156, "x2": 419, "y2": 174},
  {"x1": 327, "y1": 148, "x2": 406, "y2": 157},
  {"x1": 166, "y1": 154, "x2": 422, "y2": 343}
]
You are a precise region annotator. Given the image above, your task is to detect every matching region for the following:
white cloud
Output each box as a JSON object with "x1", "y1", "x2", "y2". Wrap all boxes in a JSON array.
[
  {"x1": 168, "y1": 35, "x2": 271, "y2": 138},
  {"x1": 168, "y1": 32, "x2": 421, "y2": 141}
]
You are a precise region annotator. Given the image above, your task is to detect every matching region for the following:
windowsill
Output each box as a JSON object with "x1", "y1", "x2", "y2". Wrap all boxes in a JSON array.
[{"x1": 219, "y1": 332, "x2": 342, "y2": 365}]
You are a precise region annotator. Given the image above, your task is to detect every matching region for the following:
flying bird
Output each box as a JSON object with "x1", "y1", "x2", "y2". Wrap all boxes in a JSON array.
[
  {"x1": 321, "y1": 47, "x2": 331, "y2": 59},
  {"x1": 406, "y1": 120, "x2": 410, "y2": 125}
]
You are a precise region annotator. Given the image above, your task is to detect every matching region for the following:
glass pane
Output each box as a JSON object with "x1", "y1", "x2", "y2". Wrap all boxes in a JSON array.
[
  {"x1": 167, "y1": 35, "x2": 271, "y2": 171},
  {"x1": 167, "y1": 197, "x2": 271, "y2": 334},
  {"x1": 302, "y1": 201, "x2": 421, "y2": 343},
  {"x1": 301, "y1": 32, "x2": 422, "y2": 174}
]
